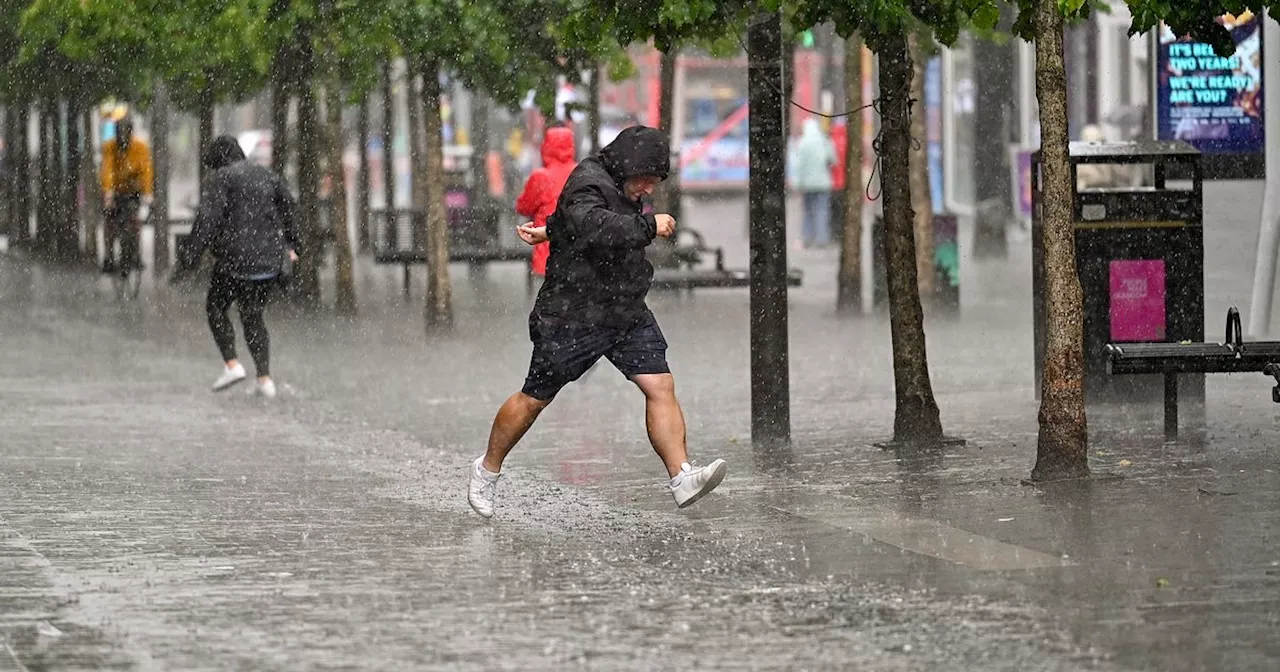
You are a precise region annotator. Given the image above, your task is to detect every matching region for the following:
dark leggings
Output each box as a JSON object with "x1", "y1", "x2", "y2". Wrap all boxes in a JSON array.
[
  {"x1": 207, "y1": 273, "x2": 274, "y2": 377},
  {"x1": 104, "y1": 196, "x2": 140, "y2": 267}
]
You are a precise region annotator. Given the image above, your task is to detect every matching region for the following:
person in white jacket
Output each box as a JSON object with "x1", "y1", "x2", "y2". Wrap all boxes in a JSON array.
[{"x1": 789, "y1": 118, "x2": 837, "y2": 248}]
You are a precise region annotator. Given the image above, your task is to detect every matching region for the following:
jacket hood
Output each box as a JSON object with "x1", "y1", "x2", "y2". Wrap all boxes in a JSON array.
[
  {"x1": 799, "y1": 118, "x2": 825, "y2": 143},
  {"x1": 599, "y1": 125, "x2": 669, "y2": 183},
  {"x1": 203, "y1": 135, "x2": 246, "y2": 171},
  {"x1": 541, "y1": 127, "x2": 576, "y2": 166}
]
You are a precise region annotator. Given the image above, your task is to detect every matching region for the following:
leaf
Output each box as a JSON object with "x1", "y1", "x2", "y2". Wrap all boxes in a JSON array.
[
  {"x1": 973, "y1": 3, "x2": 1002, "y2": 30},
  {"x1": 1058, "y1": 0, "x2": 1088, "y2": 15}
]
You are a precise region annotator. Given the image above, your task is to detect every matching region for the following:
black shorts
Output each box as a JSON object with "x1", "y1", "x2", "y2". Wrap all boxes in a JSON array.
[{"x1": 521, "y1": 311, "x2": 671, "y2": 401}]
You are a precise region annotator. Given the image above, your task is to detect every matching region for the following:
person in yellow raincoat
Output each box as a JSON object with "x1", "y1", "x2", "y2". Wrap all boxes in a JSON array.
[{"x1": 99, "y1": 117, "x2": 154, "y2": 272}]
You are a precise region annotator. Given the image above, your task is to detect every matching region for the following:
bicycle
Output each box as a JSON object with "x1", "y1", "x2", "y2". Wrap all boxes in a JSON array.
[{"x1": 105, "y1": 197, "x2": 144, "y2": 300}]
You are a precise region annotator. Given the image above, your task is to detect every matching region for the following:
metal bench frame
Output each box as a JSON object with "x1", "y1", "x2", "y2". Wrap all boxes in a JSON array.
[
  {"x1": 372, "y1": 213, "x2": 804, "y2": 295},
  {"x1": 1105, "y1": 307, "x2": 1280, "y2": 439}
]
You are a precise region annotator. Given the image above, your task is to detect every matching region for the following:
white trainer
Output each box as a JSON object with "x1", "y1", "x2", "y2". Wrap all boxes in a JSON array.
[
  {"x1": 670, "y1": 459, "x2": 728, "y2": 508},
  {"x1": 468, "y1": 457, "x2": 501, "y2": 519},
  {"x1": 247, "y1": 379, "x2": 277, "y2": 399},
  {"x1": 212, "y1": 363, "x2": 247, "y2": 392}
]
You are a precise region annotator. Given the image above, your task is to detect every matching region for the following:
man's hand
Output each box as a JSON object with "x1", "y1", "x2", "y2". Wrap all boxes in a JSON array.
[
  {"x1": 517, "y1": 222, "x2": 548, "y2": 246},
  {"x1": 288, "y1": 249, "x2": 299, "y2": 263},
  {"x1": 103, "y1": 191, "x2": 115, "y2": 210},
  {"x1": 654, "y1": 214, "x2": 676, "y2": 239}
]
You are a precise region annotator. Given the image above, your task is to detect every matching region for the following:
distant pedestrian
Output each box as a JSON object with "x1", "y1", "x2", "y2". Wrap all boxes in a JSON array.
[
  {"x1": 470, "y1": 126, "x2": 727, "y2": 519},
  {"x1": 789, "y1": 118, "x2": 837, "y2": 249},
  {"x1": 515, "y1": 125, "x2": 577, "y2": 278},
  {"x1": 99, "y1": 117, "x2": 154, "y2": 272},
  {"x1": 179, "y1": 136, "x2": 298, "y2": 399}
]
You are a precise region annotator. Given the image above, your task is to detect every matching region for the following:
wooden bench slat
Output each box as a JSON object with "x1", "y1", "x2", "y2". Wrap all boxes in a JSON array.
[{"x1": 1106, "y1": 342, "x2": 1280, "y2": 375}]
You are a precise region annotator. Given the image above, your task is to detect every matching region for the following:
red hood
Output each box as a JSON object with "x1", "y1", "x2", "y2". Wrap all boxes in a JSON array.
[{"x1": 541, "y1": 127, "x2": 576, "y2": 167}]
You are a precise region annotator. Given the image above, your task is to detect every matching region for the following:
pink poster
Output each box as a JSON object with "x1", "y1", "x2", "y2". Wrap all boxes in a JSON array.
[{"x1": 1110, "y1": 260, "x2": 1167, "y2": 342}]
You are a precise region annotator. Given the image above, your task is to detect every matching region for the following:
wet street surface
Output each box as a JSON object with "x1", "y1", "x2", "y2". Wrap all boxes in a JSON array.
[{"x1": 3, "y1": 187, "x2": 1279, "y2": 670}]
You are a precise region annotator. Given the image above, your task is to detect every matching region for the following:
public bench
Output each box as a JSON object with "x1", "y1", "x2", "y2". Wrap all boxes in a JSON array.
[
  {"x1": 372, "y1": 210, "x2": 802, "y2": 296},
  {"x1": 650, "y1": 228, "x2": 803, "y2": 291},
  {"x1": 1105, "y1": 307, "x2": 1280, "y2": 439},
  {"x1": 371, "y1": 207, "x2": 535, "y2": 296}
]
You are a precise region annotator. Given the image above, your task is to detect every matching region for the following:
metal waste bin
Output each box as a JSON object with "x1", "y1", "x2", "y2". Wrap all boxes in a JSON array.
[{"x1": 1033, "y1": 140, "x2": 1205, "y2": 404}]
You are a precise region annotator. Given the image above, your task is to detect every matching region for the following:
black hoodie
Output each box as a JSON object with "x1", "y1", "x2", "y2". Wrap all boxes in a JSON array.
[
  {"x1": 181, "y1": 136, "x2": 298, "y2": 279},
  {"x1": 533, "y1": 126, "x2": 671, "y2": 328}
]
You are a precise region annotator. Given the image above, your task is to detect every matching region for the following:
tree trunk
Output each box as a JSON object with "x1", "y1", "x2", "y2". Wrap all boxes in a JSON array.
[
  {"x1": 817, "y1": 23, "x2": 839, "y2": 98},
  {"x1": 652, "y1": 48, "x2": 681, "y2": 221},
  {"x1": 356, "y1": 94, "x2": 371, "y2": 251},
  {"x1": 82, "y1": 108, "x2": 101, "y2": 262},
  {"x1": 326, "y1": 83, "x2": 357, "y2": 315},
  {"x1": 292, "y1": 61, "x2": 323, "y2": 310},
  {"x1": 837, "y1": 35, "x2": 864, "y2": 315},
  {"x1": 378, "y1": 61, "x2": 394, "y2": 249},
  {"x1": 747, "y1": 11, "x2": 791, "y2": 447},
  {"x1": 270, "y1": 55, "x2": 292, "y2": 182},
  {"x1": 908, "y1": 34, "x2": 935, "y2": 303},
  {"x1": 381, "y1": 61, "x2": 396, "y2": 210},
  {"x1": 1, "y1": 106, "x2": 8, "y2": 239},
  {"x1": 658, "y1": 48, "x2": 678, "y2": 143},
  {"x1": 879, "y1": 34, "x2": 944, "y2": 445},
  {"x1": 471, "y1": 92, "x2": 491, "y2": 197},
  {"x1": 972, "y1": 28, "x2": 1012, "y2": 259},
  {"x1": 587, "y1": 63, "x2": 602, "y2": 155},
  {"x1": 381, "y1": 61, "x2": 397, "y2": 250},
  {"x1": 406, "y1": 63, "x2": 425, "y2": 212},
  {"x1": 0, "y1": 106, "x2": 15, "y2": 245},
  {"x1": 13, "y1": 105, "x2": 31, "y2": 246},
  {"x1": 34, "y1": 104, "x2": 48, "y2": 253},
  {"x1": 59, "y1": 100, "x2": 81, "y2": 261},
  {"x1": 152, "y1": 80, "x2": 172, "y2": 271},
  {"x1": 198, "y1": 86, "x2": 215, "y2": 186},
  {"x1": 36, "y1": 100, "x2": 59, "y2": 256},
  {"x1": 419, "y1": 59, "x2": 453, "y2": 328},
  {"x1": 1032, "y1": 0, "x2": 1089, "y2": 480},
  {"x1": 406, "y1": 62, "x2": 427, "y2": 252}
]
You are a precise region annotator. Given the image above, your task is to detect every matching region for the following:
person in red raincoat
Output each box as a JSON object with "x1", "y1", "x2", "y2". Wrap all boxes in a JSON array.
[{"x1": 515, "y1": 125, "x2": 577, "y2": 276}]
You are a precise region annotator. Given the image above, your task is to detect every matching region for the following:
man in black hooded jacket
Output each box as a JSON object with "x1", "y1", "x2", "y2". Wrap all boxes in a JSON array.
[
  {"x1": 469, "y1": 126, "x2": 727, "y2": 519},
  {"x1": 180, "y1": 136, "x2": 298, "y2": 399}
]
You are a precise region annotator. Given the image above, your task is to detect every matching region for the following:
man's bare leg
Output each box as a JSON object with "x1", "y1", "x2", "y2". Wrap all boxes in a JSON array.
[
  {"x1": 482, "y1": 392, "x2": 551, "y2": 473},
  {"x1": 633, "y1": 373, "x2": 688, "y2": 478}
]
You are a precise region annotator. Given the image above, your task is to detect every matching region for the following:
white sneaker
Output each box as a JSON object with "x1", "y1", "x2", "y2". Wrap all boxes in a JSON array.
[
  {"x1": 247, "y1": 379, "x2": 277, "y2": 399},
  {"x1": 212, "y1": 363, "x2": 247, "y2": 392},
  {"x1": 670, "y1": 459, "x2": 728, "y2": 508},
  {"x1": 468, "y1": 457, "x2": 501, "y2": 519}
]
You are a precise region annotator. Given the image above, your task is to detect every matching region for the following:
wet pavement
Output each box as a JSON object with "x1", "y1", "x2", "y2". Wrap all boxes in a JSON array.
[{"x1": 3, "y1": 185, "x2": 1279, "y2": 670}]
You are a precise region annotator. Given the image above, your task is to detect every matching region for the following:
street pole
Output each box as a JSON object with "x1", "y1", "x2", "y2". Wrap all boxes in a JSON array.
[
  {"x1": 152, "y1": 80, "x2": 171, "y2": 271},
  {"x1": 1247, "y1": 9, "x2": 1280, "y2": 338},
  {"x1": 747, "y1": 10, "x2": 791, "y2": 448}
]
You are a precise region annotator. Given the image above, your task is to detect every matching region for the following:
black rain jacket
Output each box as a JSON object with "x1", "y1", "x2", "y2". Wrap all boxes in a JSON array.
[
  {"x1": 181, "y1": 159, "x2": 298, "y2": 280},
  {"x1": 532, "y1": 126, "x2": 671, "y2": 328}
]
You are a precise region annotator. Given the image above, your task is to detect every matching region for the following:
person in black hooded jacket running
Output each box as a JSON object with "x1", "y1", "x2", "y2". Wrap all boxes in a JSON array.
[
  {"x1": 468, "y1": 126, "x2": 727, "y2": 518},
  {"x1": 180, "y1": 136, "x2": 298, "y2": 399}
]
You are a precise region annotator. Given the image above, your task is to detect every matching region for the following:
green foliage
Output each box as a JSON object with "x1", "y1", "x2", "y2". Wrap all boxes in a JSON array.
[
  {"x1": 785, "y1": 0, "x2": 1006, "y2": 50},
  {"x1": 14, "y1": 0, "x2": 153, "y2": 102},
  {"x1": 312, "y1": 0, "x2": 399, "y2": 100},
  {"x1": 389, "y1": 0, "x2": 609, "y2": 112},
  {"x1": 152, "y1": 0, "x2": 274, "y2": 110},
  {"x1": 1124, "y1": 0, "x2": 1276, "y2": 56},
  {"x1": 558, "y1": 0, "x2": 753, "y2": 54}
]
